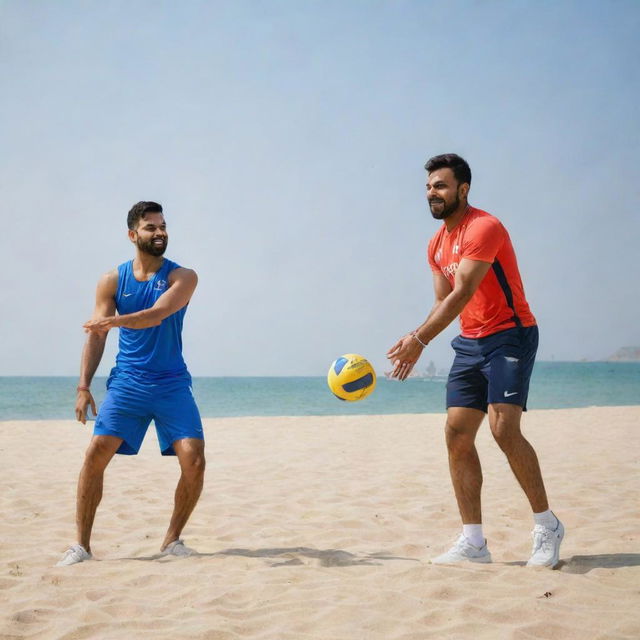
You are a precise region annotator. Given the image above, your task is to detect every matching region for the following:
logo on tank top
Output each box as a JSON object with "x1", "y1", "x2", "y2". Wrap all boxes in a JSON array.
[{"x1": 154, "y1": 279, "x2": 167, "y2": 292}]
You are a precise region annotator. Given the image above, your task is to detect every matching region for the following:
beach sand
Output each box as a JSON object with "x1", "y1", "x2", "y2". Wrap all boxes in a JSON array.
[{"x1": 1, "y1": 406, "x2": 639, "y2": 639}]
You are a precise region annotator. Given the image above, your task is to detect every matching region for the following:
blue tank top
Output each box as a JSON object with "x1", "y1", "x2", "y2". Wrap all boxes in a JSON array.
[{"x1": 114, "y1": 258, "x2": 188, "y2": 376}]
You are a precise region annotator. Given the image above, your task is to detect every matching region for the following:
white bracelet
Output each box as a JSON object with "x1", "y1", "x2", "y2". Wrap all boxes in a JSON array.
[{"x1": 412, "y1": 333, "x2": 428, "y2": 348}]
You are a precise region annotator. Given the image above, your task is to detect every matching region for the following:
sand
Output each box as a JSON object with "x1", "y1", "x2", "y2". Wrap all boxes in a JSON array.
[{"x1": 1, "y1": 406, "x2": 639, "y2": 640}]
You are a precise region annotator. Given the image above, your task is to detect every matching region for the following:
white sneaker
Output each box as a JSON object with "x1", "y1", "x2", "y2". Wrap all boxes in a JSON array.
[
  {"x1": 56, "y1": 544, "x2": 92, "y2": 566},
  {"x1": 431, "y1": 535, "x2": 492, "y2": 564},
  {"x1": 527, "y1": 519, "x2": 564, "y2": 568},
  {"x1": 161, "y1": 539, "x2": 196, "y2": 557}
]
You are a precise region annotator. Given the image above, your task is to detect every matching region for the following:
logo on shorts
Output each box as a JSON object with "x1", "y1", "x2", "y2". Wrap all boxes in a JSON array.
[
  {"x1": 154, "y1": 279, "x2": 167, "y2": 292},
  {"x1": 504, "y1": 391, "x2": 519, "y2": 398}
]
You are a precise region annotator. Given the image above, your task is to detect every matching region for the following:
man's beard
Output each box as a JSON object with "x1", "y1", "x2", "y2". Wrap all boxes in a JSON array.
[
  {"x1": 429, "y1": 193, "x2": 460, "y2": 220},
  {"x1": 137, "y1": 236, "x2": 167, "y2": 257}
]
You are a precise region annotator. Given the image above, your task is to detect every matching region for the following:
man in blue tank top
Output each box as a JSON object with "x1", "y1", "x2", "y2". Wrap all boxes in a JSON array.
[{"x1": 58, "y1": 201, "x2": 205, "y2": 566}]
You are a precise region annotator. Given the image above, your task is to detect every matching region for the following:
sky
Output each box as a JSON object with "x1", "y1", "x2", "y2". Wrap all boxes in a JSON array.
[{"x1": 1, "y1": 0, "x2": 639, "y2": 376}]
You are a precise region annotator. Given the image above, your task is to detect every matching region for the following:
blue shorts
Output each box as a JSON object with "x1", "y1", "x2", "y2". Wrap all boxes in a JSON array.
[
  {"x1": 94, "y1": 368, "x2": 204, "y2": 456},
  {"x1": 446, "y1": 326, "x2": 538, "y2": 413}
]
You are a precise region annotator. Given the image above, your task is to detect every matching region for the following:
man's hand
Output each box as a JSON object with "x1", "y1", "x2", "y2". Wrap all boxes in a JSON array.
[
  {"x1": 386, "y1": 333, "x2": 425, "y2": 381},
  {"x1": 75, "y1": 389, "x2": 97, "y2": 424},
  {"x1": 83, "y1": 317, "x2": 116, "y2": 334}
]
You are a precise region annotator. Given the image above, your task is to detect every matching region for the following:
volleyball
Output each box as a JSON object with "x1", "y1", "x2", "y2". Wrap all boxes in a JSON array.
[{"x1": 327, "y1": 354, "x2": 376, "y2": 402}]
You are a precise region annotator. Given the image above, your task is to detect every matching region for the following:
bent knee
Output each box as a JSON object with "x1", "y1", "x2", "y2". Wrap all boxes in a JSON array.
[
  {"x1": 445, "y1": 422, "x2": 477, "y2": 455},
  {"x1": 489, "y1": 421, "x2": 523, "y2": 451},
  {"x1": 84, "y1": 437, "x2": 120, "y2": 470},
  {"x1": 183, "y1": 452, "x2": 206, "y2": 478}
]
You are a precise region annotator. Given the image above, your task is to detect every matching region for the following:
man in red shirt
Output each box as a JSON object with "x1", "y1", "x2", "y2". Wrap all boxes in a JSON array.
[{"x1": 387, "y1": 153, "x2": 564, "y2": 567}]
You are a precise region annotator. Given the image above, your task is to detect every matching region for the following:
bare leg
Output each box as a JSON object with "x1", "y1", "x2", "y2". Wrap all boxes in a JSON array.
[
  {"x1": 488, "y1": 403, "x2": 549, "y2": 513},
  {"x1": 161, "y1": 438, "x2": 206, "y2": 551},
  {"x1": 445, "y1": 407, "x2": 486, "y2": 524},
  {"x1": 76, "y1": 435, "x2": 123, "y2": 552}
]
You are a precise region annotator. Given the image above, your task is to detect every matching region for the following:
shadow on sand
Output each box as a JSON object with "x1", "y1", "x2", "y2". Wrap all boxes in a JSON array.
[
  {"x1": 212, "y1": 547, "x2": 420, "y2": 567},
  {"x1": 556, "y1": 553, "x2": 640, "y2": 574},
  {"x1": 126, "y1": 546, "x2": 419, "y2": 567},
  {"x1": 119, "y1": 550, "x2": 640, "y2": 573}
]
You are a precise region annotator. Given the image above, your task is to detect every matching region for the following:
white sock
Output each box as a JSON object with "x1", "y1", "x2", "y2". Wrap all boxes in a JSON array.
[
  {"x1": 533, "y1": 509, "x2": 558, "y2": 530},
  {"x1": 462, "y1": 524, "x2": 485, "y2": 548}
]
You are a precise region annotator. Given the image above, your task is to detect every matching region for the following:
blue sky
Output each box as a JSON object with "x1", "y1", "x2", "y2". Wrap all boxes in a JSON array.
[{"x1": 1, "y1": 0, "x2": 638, "y2": 375}]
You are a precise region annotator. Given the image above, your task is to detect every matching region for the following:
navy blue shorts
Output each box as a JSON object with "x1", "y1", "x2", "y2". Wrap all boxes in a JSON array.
[
  {"x1": 94, "y1": 368, "x2": 204, "y2": 456},
  {"x1": 446, "y1": 326, "x2": 538, "y2": 413}
]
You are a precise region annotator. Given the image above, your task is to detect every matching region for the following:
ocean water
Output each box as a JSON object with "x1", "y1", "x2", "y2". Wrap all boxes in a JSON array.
[{"x1": 0, "y1": 362, "x2": 638, "y2": 421}]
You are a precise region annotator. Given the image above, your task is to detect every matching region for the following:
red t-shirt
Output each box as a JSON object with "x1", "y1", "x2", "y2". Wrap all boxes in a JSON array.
[{"x1": 427, "y1": 206, "x2": 536, "y2": 338}]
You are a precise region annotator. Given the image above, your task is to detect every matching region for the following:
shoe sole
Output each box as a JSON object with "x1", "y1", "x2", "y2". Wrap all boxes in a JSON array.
[
  {"x1": 432, "y1": 553, "x2": 492, "y2": 565},
  {"x1": 56, "y1": 555, "x2": 92, "y2": 567}
]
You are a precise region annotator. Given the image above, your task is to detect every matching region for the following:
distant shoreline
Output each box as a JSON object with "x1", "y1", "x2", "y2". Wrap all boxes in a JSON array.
[
  {"x1": 2, "y1": 363, "x2": 638, "y2": 421},
  {"x1": 1, "y1": 359, "x2": 640, "y2": 378}
]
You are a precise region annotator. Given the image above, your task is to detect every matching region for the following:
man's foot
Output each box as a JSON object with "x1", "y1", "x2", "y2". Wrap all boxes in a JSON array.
[
  {"x1": 56, "y1": 544, "x2": 92, "y2": 566},
  {"x1": 160, "y1": 539, "x2": 196, "y2": 557},
  {"x1": 431, "y1": 535, "x2": 492, "y2": 564},
  {"x1": 527, "y1": 519, "x2": 564, "y2": 568}
]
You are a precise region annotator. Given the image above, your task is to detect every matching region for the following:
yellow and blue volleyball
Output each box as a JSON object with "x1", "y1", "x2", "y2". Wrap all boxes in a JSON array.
[{"x1": 327, "y1": 354, "x2": 376, "y2": 402}]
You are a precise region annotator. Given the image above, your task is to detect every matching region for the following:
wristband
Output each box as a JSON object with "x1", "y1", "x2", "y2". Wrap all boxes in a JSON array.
[
  {"x1": 77, "y1": 385, "x2": 90, "y2": 392},
  {"x1": 412, "y1": 333, "x2": 428, "y2": 348}
]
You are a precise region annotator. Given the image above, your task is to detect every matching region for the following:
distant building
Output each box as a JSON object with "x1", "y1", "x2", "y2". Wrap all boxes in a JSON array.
[{"x1": 606, "y1": 346, "x2": 640, "y2": 361}]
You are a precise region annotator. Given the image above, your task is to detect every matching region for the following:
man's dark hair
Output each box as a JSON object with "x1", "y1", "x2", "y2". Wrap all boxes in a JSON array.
[
  {"x1": 127, "y1": 201, "x2": 163, "y2": 230},
  {"x1": 424, "y1": 154, "x2": 472, "y2": 186}
]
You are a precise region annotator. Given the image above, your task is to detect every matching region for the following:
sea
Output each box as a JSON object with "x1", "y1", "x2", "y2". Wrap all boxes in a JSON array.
[{"x1": 0, "y1": 362, "x2": 638, "y2": 421}]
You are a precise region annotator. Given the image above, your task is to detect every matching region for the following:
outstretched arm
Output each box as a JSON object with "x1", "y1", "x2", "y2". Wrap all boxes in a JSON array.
[
  {"x1": 76, "y1": 270, "x2": 117, "y2": 423},
  {"x1": 83, "y1": 268, "x2": 198, "y2": 333},
  {"x1": 414, "y1": 258, "x2": 492, "y2": 344},
  {"x1": 387, "y1": 259, "x2": 492, "y2": 380},
  {"x1": 385, "y1": 272, "x2": 451, "y2": 376}
]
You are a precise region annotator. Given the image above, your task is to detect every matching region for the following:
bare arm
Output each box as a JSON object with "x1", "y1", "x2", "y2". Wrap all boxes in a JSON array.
[
  {"x1": 75, "y1": 270, "x2": 117, "y2": 423},
  {"x1": 387, "y1": 259, "x2": 492, "y2": 380},
  {"x1": 414, "y1": 259, "x2": 491, "y2": 345},
  {"x1": 424, "y1": 271, "x2": 453, "y2": 324},
  {"x1": 83, "y1": 268, "x2": 198, "y2": 333},
  {"x1": 385, "y1": 272, "x2": 451, "y2": 364}
]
